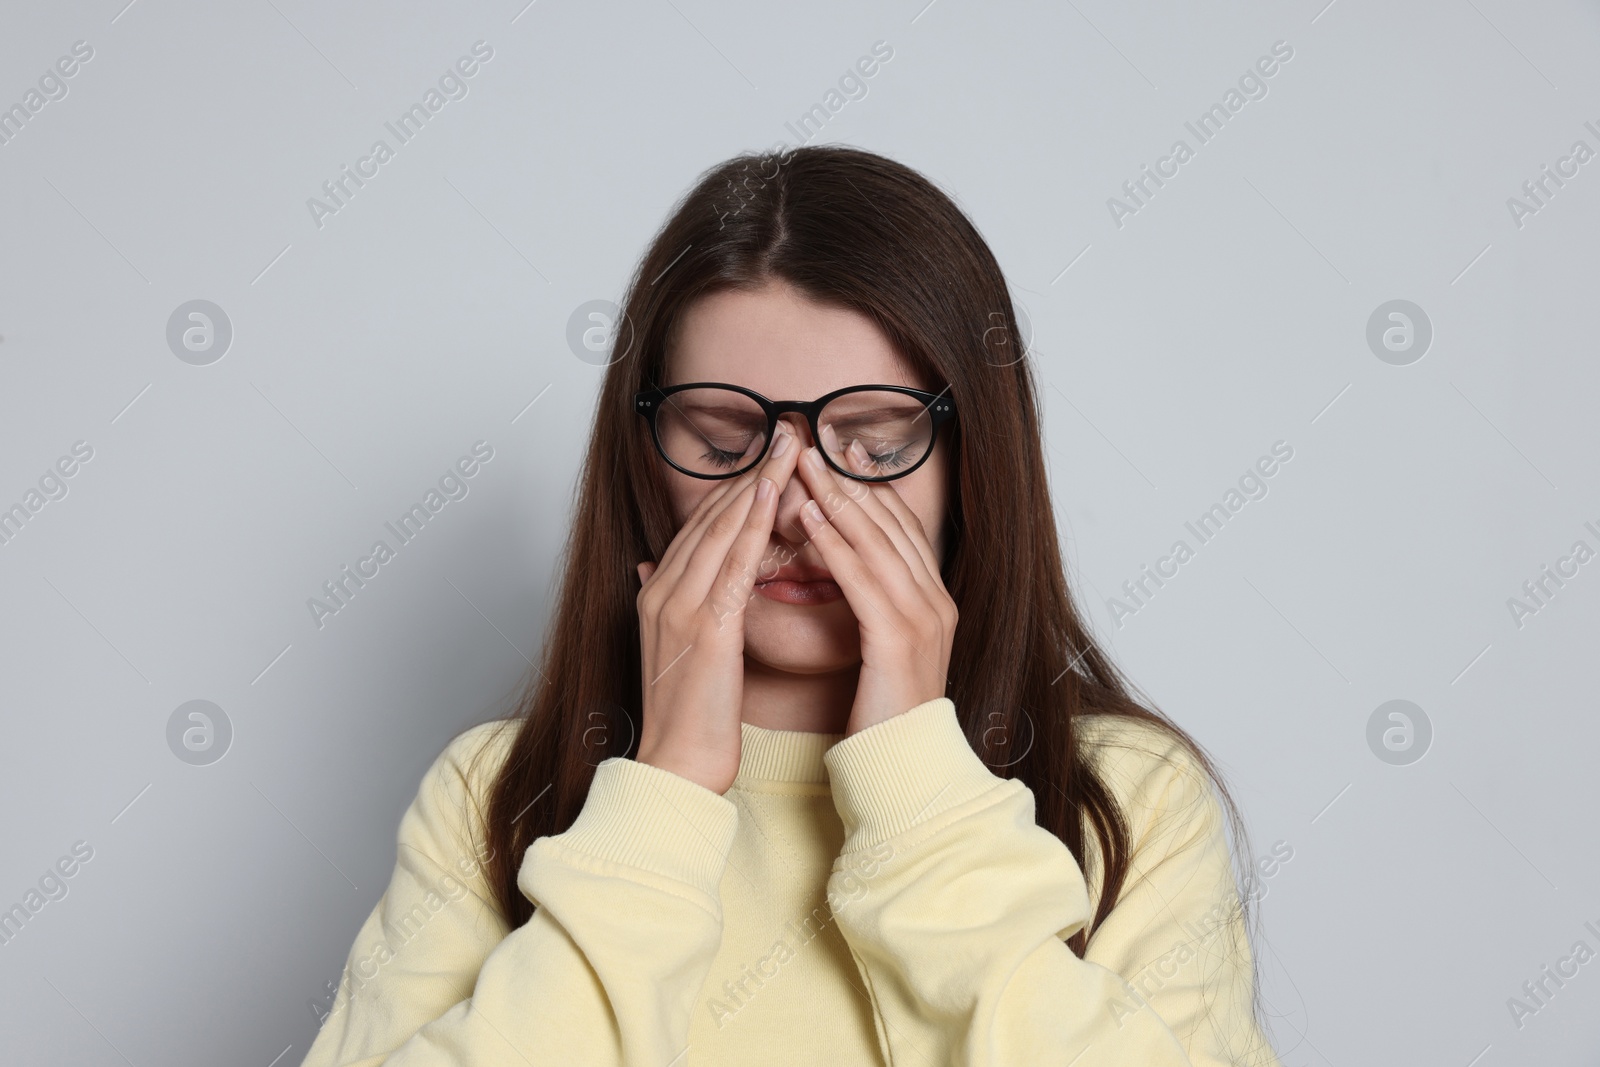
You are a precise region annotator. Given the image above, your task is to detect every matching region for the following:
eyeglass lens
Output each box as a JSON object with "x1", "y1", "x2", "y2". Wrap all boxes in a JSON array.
[{"x1": 654, "y1": 387, "x2": 936, "y2": 479}]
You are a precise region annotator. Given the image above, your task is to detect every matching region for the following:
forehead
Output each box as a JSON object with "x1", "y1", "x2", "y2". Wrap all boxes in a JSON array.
[{"x1": 665, "y1": 280, "x2": 927, "y2": 397}]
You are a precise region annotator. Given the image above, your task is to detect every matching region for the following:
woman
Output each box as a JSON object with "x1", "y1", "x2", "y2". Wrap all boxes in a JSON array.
[{"x1": 301, "y1": 145, "x2": 1282, "y2": 1066}]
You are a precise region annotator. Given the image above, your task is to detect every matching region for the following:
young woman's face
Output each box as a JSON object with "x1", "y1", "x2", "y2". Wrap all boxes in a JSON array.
[{"x1": 660, "y1": 279, "x2": 951, "y2": 678}]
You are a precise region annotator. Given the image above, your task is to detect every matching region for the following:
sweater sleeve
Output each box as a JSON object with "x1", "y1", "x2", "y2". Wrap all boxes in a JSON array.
[
  {"x1": 299, "y1": 722, "x2": 739, "y2": 1067},
  {"x1": 819, "y1": 699, "x2": 1280, "y2": 1067}
]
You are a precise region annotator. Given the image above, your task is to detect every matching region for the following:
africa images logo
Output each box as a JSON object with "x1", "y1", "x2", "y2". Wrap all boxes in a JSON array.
[{"x1": 305, "y1": 41, "x2": 495, "y2": 229}]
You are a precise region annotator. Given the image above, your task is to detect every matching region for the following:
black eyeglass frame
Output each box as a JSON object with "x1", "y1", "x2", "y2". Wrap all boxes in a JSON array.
[{"x1": 634, "y1": 382, "x2": 957, "y2": 483}]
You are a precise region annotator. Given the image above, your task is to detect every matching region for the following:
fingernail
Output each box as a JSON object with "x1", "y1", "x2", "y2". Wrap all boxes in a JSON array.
[
  {"x1": 847, "y1": 439, "x2": 871, "y2": 473},
  {"x1": 804, "y1": 447, "x2": 824, "y2": 469},
  {"x1": 802, "y1": 499, "x2": 824, "y2": 525},
  {"x1": 756, "y1": 477, "x2": 774, "y2": 502},
  {"x1": 771, "y1": 425, "x2": 792, "y2": 458}
]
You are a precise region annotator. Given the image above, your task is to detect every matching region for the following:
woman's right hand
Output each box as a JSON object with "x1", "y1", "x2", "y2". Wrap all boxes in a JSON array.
[{"x1": 633, "y1": 419, "x2": 804, "y2": 794}]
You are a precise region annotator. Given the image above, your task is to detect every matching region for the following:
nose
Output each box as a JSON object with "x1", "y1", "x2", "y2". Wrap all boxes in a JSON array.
[
  {"x1": 775, "y1": 413, "x2": 813, "y2": 450},
  {"x1": 771, "y1": 415, "x2": 817, "y2": 544}
]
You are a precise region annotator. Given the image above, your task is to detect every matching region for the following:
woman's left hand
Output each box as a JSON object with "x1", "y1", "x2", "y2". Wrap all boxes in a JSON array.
[{"x1": 793, "y1": 440, "x2": 958, "y2": 736}]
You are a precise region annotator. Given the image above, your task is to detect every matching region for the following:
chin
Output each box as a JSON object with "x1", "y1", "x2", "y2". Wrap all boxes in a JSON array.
[{"x1": 742, "y1": 598, "x2": 859, "y2": 674}]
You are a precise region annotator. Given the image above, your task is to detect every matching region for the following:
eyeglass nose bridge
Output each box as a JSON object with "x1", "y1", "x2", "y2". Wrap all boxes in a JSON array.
[{"x1": 765, "y1": 399, "x2": 824, "y2": 445}]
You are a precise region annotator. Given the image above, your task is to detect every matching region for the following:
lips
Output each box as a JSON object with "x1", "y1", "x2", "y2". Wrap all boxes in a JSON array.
[{"x1": 752, "y1": 565, "x2": 844, "y2": 605}]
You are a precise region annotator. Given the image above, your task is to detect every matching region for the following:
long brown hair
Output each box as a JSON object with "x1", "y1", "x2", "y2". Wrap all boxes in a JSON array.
[{"x1": 472, "y1": 143, "x2": 1267, "y2": 1031}]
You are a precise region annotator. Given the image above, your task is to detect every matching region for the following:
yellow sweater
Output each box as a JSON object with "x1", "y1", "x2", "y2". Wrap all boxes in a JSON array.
[{"x1": 300, "y1": 698, "x2": 1280, "y2": 1066}]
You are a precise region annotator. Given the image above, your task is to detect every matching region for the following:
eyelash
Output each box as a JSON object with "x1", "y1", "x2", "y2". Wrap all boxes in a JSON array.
[{"x1": 699, "y1": 442, "x2": 912, "y2": 471}]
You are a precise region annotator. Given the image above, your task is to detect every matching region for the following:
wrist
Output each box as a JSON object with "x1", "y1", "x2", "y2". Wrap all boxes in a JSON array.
[
  {"x1": 636, "y1": 744, "x2": 735, "y2": 796},
  {"x1": 845, "y1": 688, "x2": 947, "y2": 736}
]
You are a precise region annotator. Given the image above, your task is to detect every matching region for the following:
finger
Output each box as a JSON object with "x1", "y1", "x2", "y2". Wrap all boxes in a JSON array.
[
  {"x1": 656, "y1": 420, "x2": 798, "y2": 596},
  {"x1": 651, "y1": 425, "x2": 778, "y2": 588},
  {"x1": 815, "y1": 424, "x2": 938, "y2": 582},
  {"x1": 858, "y1": 477, "x2": 943, "y2": 579},
  {"x1": 795, "y1": 445, "x2": 929, "y2": 604},
  {"x1": 819, "y1": 422, "x2": 943, "y2": 580},
  {"x1": 672, "y1": 415, "x2": 800, "y2": 601},
  {"x1": 652, "y1": 429, "x2": 766, "y2": 574},
  {"x1": 794, "y1": 495, "x2": 902, "y2": 636},
  {"x1": 799, "y1": 497, "x2": 953, "y2": 699},
  {"x1": 653, "y1": 422, "x2": 785, "y2": 588},
  {"x1": 702, "y1": 474, "x2": 785, "y2": 627},
  {"x1": 654, "y1": 476, "x2": 761, "y2": 610}
]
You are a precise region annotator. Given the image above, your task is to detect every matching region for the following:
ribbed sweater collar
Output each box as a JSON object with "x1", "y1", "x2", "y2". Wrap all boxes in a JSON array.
[{"x1": 734, "y1": 719, "x2": 847, "y2": 784}]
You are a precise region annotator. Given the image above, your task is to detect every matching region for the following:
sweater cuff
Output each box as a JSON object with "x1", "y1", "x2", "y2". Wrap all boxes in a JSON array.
[
  {"x1": 823, "y1": 697, "x2": 1003, "y2": 856},
  {"x1": 545, "y1": 756, "x2": 739, "y2": 896}
]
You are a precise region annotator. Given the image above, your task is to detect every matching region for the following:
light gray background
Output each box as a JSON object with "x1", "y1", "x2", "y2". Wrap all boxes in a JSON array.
[{"x1": 2, "y1": 0, "x2": 1596, "y2": 1063}]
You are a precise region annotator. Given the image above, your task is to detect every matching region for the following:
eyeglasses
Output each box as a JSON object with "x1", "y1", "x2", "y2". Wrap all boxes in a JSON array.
[{"x1": 634, "y1": 382, "x2": 957, "y2": 483}]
